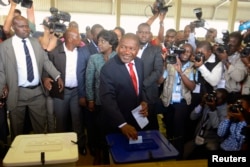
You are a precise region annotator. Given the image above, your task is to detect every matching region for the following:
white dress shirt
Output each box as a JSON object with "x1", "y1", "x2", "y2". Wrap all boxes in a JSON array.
[
  {"x1": 63, "y1": 43, "x2": 78, "y2": 88},
  {"x1": 12, "y1": 35, "x2": 39, "y2": 87}
]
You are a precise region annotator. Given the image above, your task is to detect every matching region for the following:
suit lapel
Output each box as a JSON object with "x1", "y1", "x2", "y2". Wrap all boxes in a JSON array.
[{"x1": 6, "y1": 38, "x2": 18, "y2": 69}]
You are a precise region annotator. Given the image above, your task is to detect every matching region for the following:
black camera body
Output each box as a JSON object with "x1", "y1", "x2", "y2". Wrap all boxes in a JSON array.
[
  {"x1": 152, "y1": 0, "x2": 172, "y2": 14},
  {"x1": 206, "y1": 91, "x2": 216, "y2": 102},
  {"x1": 216, "y1": 30, "x2": 230, "y2": 54},
  {"x1": 241, "y1": 34, "x2": 250, "y2": 58},
  {"x1": 48, "y1": 7, "x2": 71, "y2": 33},
  {"x1": 229, "y1": 100, "x2": 244, "y2": 113},
  {"x1": 194, "y1": 52, "x2": 205, "y2": 62},
  {"x1": 193, "y1": 8, "x2": 205, "y2": 28},
  {"x1": 166, "y1": 46, "x2": 185, "y2": 64},
  {"x1": 13, "y1": 0, "x2": 33, "y2": 8}
]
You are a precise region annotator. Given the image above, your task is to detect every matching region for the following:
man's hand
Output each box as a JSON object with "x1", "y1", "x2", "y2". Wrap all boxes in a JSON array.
[
  {"x1": 42, "y1": 77, "x2": 54, "y2": 91},
  {"x1": 194, "y1": 56, "x2": 204, "y2": 68},
  {"x1": 79, "y1": 97, "x2": 87, "y2": 107},
  {"x1": 205, "y1": 98, "x2": 216, "y2": 111},
  {"x1": 57, "y1": 77, "x2": 64, "y2": 92},
  {"x1": 173, "y1": 57, "x2": 182, "y2": 73},
  {"x1": 120, "y1": 124, "x2": 138, "y2": 140}
]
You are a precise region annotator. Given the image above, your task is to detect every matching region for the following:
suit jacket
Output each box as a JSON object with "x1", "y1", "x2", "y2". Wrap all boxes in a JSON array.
[
  {"x1": 46, "y1": 43, "x2": 89, "y2": 99},
  {"x1": 141, "y1": 43, "x2": 163, "y2": 104},
  {"x1": 99, "y1": 55, "x2": 146, "y2": 131},
  {"x1": 0, "y1": 37, "x2": 60, "y2": 111}
]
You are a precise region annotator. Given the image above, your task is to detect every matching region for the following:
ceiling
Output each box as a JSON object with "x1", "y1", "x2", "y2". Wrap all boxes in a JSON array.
[{"x1": 0, "y1": 0, "x2": 250, "y2": 20}]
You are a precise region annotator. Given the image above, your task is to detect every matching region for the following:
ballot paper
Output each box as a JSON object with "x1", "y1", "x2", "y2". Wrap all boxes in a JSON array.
[
  {"x1": 131, "y1": 105, "x2": 149, "y2": 129},
  {"x1": 129, "y1": 136, "x2": 142, "y2": 144}
]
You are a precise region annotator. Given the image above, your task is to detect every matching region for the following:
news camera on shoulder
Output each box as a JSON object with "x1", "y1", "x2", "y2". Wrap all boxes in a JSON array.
[
  {"x1": 44, "y1": 7, "x2": 71, "y2": 34},
  {"x1": 151, "y1": 0, "x2": 172, "y2": 14}
]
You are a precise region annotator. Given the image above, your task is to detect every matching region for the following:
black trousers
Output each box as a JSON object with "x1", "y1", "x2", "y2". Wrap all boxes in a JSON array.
[{"x1": 162, "y1": 99, "x2": 191, "y2": 159}]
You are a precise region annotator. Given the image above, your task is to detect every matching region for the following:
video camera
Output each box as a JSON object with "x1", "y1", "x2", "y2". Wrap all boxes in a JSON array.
[
  {"x1": 166, "y1": 45, "x2": 185, "y2": 64},
  {"x1": 151, "y1": 0, "x2": 172, "y2": 14},
  {"x1": 192, "y1": 8, "x2": 205, "y2": 28},
  {"x1": 13, "y1": 0, "x2": 33, "y2": 8},
  {"x1": 194, "y1": 52, "x2": 205, "y2": 62},
  {"x1": 216, "y1": 30, "x2": 230, "y2": 54},
  {"x1": 240, "y1": 34, "x2": 250, "y2": 58},
  {"x1": 47, "y1": 7, "x2": 71, "y2": 33},
  {"x1": 229, "y1": 100, "x2": 245, "y2": 113},
  {"x1": 205, "y1": 91, "x2": 216, "y2": 103}
]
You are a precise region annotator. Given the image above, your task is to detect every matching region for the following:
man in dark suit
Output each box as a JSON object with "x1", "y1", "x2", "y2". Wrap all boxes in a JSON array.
[
  {"x1": 0, "y1": 16, "x2": 63, "y2": 140},
  {"x1": 100, "y1": 33, "x2": 148, "y2": 140},
  {"x1": 136, "y1": 22, "x2": 163, "y2": 130},
  {"x1": 43, "y1": 28, "x2": 88, "y2": 155}
]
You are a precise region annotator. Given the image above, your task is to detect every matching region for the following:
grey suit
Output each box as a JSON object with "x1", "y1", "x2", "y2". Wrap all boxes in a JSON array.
[{"x1": 0, "y1": 36, "x2": 60, "y2": 139}]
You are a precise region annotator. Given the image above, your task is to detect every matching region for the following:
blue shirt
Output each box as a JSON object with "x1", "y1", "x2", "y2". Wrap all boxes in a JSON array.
[{"x1": 217, "y1": 119, "x2": 247, "y2": 151}]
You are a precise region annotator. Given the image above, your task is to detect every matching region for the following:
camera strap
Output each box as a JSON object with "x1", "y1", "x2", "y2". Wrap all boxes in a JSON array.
[
  {"x1": 195, "y1": 108, "x2": 209, "y2": 145},
  {"x1": 197, "y1": 108, "x2": 210, "y2": 137}
]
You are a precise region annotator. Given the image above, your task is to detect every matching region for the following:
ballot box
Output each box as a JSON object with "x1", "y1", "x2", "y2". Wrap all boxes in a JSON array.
[
  {"x1": 3, "y1": 132, "x2": 78, "y2": 167},
  {"x1": 106, "y1": 130, "x2": 179, "y2": 164}
]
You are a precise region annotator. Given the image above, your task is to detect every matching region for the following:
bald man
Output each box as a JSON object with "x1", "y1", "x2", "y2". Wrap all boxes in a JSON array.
[{"x1": 43, "y1": 27, "x2": 88, "y2": 155}]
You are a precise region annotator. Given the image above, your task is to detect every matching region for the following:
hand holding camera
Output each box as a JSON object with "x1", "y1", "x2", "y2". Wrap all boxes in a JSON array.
[
  {"x1": 204, "y1": 92, "x2": 216, "y2": 111},
  {"x1": 227, "y1": 101, "x2": 245, "y2": 122},
  {"x1": 194, "y1": 52, "x2": 205, "y2": 67}
]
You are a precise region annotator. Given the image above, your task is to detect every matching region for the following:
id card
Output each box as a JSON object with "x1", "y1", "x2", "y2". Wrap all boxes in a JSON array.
[
  {"x1": 172, "y1": 92, "x2": 181, "y2": 103},
  {"x1": 195, "y1": 135, "x2": 205, "y2": 145},
  {"x1": 193, "y1": 83, "x2": 201, "y2": 93},
  {"x1": 217, "y1": 79, "x2": 226, "y2": 88}
]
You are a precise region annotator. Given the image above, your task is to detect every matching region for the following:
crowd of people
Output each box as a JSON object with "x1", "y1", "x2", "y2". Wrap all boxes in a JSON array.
[{"x1": 0, "y1": 0, "x2": 250, "y2": 165}]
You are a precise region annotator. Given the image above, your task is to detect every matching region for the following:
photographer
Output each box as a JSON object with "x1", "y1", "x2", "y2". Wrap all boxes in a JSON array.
[
  {"x1": 217, "y1": 95, "x2": 249, "y2": 151},
  {"x1": 240, "y1": 31, "x2": 250, "y2": 95},
  {"x1": 183, "y1": 88, "x2": 228, "y2": 159},
  {"x1": 160, "y1": 43, "x2": 196, "y2": 159},
  {"x1": 215, "y1": 31, "x2": 248, "y2": 103},
  {"x1": 3, "y1": 0, "x2": 36, "y2": 38},
  {"x1": 193, "y1": 41, "x2": 223, "y2": 97}
]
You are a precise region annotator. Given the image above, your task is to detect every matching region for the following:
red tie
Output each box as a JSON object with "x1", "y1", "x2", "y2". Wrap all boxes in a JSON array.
[{"x1": 128, "y1": 63, "x2": 138, "y2": 95}]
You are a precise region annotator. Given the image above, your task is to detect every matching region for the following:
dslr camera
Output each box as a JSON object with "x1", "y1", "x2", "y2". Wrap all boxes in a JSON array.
[
  {"x1": 151, "y1": 0, "x2": 172, "y2": 14},
  {"x1": 216, "y1": 30, "x2": 230, "y2": 54},
  {"x1": 229, "y1": 100, "x2": 244, "y2": 113},
  {"x1": 192, "y1": 8, "x2": 205, "y2": 28},
  {"x1": 206, "y1": 91, "x2": 216, "y2": 102},
  {"x1": 47, "y1": 7, "x2": 71, "y2": 33},
  {"x1": 166, "y1": 46, "x2": 185, "y2": 64},
  {"x1": 13, "y1": 0, "x2": 33, "y2": 8},
  {"x1": 240, "y1": 34, "x2": 250, "y2": 58},
  {"x1": 194, "y1": 52, "x2": 205, "y2": 62}
]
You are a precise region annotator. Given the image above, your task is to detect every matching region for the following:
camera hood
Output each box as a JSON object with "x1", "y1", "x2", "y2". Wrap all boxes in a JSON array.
[{"x1": 193, "y1": 8, "x2": 202, "y2": 20}]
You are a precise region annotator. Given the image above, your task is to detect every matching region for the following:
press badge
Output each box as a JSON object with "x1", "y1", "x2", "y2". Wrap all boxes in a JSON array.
[
  {"x1": 172, "y1": 92, "x2": 181, "y2": 103},
  {"x1": 193, "y1": 83, "x2": 201, "y2": 93},
  {"x1": 217, "y1": 79, "x2": 226, "y2": 88}
]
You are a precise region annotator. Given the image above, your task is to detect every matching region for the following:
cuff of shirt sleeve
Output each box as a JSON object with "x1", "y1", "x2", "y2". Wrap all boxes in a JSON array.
[
  {"x1": 118, "y1": 122, "x2": 127, "y2": 128},
  {"x1": 194, "y1": 104, "x2": 202, "y2": 114},
  {"x1": 55, "y1": 75, "x2": 60, "y2": 81}
]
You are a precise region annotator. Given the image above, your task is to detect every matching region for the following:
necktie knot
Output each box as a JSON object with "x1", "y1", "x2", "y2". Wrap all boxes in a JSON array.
[{"x1": 128, "y1": 62, "x2": 133, "y2": 68}]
